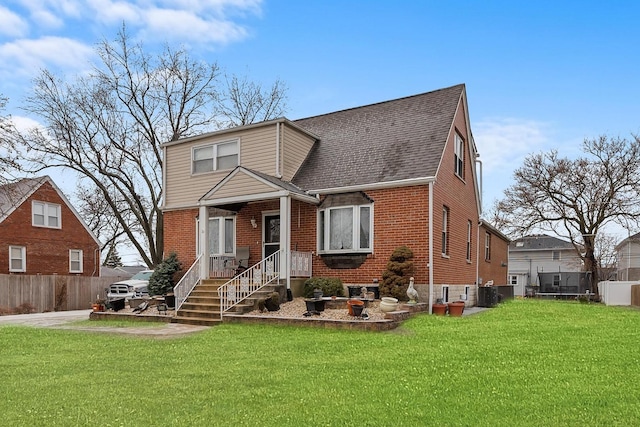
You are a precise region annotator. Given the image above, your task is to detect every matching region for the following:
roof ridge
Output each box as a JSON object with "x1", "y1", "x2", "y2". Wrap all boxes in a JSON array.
[{"x1": 293, "y1": 83, "x2": 465, "y2": 122}]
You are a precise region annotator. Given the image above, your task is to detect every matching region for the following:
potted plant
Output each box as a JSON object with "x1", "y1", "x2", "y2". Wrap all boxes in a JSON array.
[
  {"x1": 432, "y1": 298, "x2": 447, "y2": 315},
  {"x1": 92, "y1": 295, "x2": 106, "y2": 312}
]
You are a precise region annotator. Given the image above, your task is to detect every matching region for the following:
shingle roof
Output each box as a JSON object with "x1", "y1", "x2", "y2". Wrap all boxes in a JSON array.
[
  {"x1": 510, "y1": 234, "x2": 575, "y2": 251},
  {"x1": 0, "y1": 177, "x2": 47, "y2": 223},
  {"x1": 291, "y1": 84, "x2": 465, "y2": 190}
]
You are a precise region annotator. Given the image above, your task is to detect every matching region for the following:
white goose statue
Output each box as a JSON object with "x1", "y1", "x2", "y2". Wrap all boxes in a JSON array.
[{"x1": 407, "y1": 277, "x2": 419, "y2": 304}]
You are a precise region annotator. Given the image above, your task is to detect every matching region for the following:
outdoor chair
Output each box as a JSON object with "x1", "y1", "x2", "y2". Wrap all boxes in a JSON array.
[{"x1": 228, "y1": 246, "x2": 250, "y2": 275}]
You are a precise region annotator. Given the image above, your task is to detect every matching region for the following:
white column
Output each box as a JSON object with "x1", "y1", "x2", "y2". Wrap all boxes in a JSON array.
[
  {"x1": 199, "y1": 205, "x2": 209, "y2": 280},
  {"x1": 279, "y1": 195, "x2": 291, "y2": 289}
]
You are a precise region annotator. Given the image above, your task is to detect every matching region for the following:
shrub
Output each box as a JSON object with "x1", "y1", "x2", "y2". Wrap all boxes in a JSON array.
[
  {"x1": 148, "y1": 252, "x2": 182, "y2": 296},
  {"x1": 380, "y1": 246, "x2": 415, "y2": 301},
  {"x1": 303, "y1": 277, "x2": 344, "y2": 298},
  {"x1": 14, "y1": 303, "x2": 36, "y2": 314}
]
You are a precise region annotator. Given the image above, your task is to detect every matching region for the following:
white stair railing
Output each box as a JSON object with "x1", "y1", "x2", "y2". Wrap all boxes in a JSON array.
[
  {"x1": 217, "y1": 250, "x2": 281, "y2": 315},
  {"x1": 173, "y1": 254, "x2": 202, "y2": 310}
]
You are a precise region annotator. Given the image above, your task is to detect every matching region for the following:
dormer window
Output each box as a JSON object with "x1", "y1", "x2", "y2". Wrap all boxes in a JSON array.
[
  {"x1": 32, "y1": 201, "x2": 61, "y2": 229},
  {"x1": 192, "y1": 140, "x2": 239, "y2": 174}
]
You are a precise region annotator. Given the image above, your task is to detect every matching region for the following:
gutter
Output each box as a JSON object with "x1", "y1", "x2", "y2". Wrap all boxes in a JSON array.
[
  {"x1": 308, "y1": 176, "x2": 436, "y2": 195},
  {"x1": 429, "y1": 181, "x2": 434, "y2": 314}
]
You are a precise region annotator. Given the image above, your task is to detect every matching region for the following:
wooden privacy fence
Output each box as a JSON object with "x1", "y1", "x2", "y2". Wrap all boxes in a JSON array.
[
  {"x1": 0, "y1": 274, "x2": 126, "y2": 313},
  {"x1": 632, "y1": 285, "x2": 640, "y2": 307}
]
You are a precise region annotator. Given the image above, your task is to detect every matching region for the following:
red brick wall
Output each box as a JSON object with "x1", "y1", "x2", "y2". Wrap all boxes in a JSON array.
[
  {"x1": 478, "y1": 224, "x2": 509, "y2": 285},
  {"x1": 163, "y1": 208, "x2": 199, "y2": 268},
  {"x1": 0, "y1": 181, "x2": 100, "y2": 276}
]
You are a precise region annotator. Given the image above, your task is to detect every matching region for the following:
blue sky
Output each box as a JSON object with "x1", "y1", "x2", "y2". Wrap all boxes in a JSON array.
[{"x1": 1, "y1": 0, "x2": 639, "y2": 215}]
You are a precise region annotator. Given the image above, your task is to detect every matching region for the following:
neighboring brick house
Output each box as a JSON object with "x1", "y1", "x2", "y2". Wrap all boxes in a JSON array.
[
  {"x1": 0, "y1": 176, "x2": 100, "y2": 276},
  {"x1": 508, "y1": 234, "x2": 585, "y2": 297},
  {"x1": 163, "y1": 84, "x2": 505, "y2": 308}
]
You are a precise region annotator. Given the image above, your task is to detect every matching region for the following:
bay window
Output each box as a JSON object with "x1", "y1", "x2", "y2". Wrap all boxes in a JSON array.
[{"x1": 318, "y1": 204, "x2": 372, "y2": 253}]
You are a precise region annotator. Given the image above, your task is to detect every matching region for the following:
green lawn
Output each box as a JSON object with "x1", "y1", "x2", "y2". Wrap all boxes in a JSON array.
[{"x1": 1, "y1": 299, "x2": 639, "y2": 426}]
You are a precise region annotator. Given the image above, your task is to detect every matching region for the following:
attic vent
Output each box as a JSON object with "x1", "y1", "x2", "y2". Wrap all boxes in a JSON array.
[{"x1": 516, "y1": 242, "x2": 524, "y2": 247}]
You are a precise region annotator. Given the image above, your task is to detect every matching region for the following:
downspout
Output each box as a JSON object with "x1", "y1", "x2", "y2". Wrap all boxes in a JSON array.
[
  {"x1": 275, "y1": 122, "x2": 282, "y2": 178},
  {"x1": 475, "y1": 156, "x2": 483, "y2": 209},
  {"x1": 477, "y1": 220, "x2": 482, "y2": 287},
  {"x1": 428, "y1": 181, "x2": 434, "y2": 314}
]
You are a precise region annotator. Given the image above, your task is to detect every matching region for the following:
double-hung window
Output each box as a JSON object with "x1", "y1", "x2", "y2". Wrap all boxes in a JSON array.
[
  {"x1": 442, "y1": 206, "x2": 449, "y2": 256},
  {"x1": 69, "y1": 249, "x2": 83, "y2": 273},
  {"x1": 318, "y1": 204, "x2": 372, "y2": 253},
  {"x1": 32, "y1": 201, "x2": 61, "y2": 228},
  {"x1": 9, "y1": 246, "x2": 26, "y2": 272},
  {"x1": 485, "y1": 232, "x2": 492, "y2": 261},
  {"x1": 466, "y1": 220, "x2": 472, "y2": 262},
  {"x1": 454, "y1": 133, "x2": 465, "y2": 178},
  {"x1": 208, "y1": 217, "x2": 235, "y2": 255},
  {"x1": 192, "y1": 140, "x2": 239, "y2": 174}
]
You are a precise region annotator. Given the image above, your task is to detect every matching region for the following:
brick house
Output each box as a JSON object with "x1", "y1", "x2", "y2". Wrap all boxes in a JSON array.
[
  {"x1": 162, "y1": 84, "x2": 506, "y2": 314},
  {"x1": 0, "y1": 176, "x2": 100, "y2": 276}
]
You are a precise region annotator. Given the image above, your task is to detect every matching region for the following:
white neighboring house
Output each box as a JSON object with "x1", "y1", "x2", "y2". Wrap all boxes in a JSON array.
[
  {"x1": 615, "y1": 232, "x2": 640, "y2": 281},
  {"x1": 508, "y1": 234, "x2": 583, "y2": 296}
]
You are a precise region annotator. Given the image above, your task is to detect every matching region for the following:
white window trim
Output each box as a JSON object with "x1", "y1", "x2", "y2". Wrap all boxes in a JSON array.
[
  {"x1": 9, "y1": 245, "x2": 26, "y2": 272},
  {"x1": 510, "y1": 275, "x2": 518, "y2": 285},
  {"x1": 317, "y1": 204, "x2": 373, "y2": 254},
  {"x1": 69, "y1": 249, "x2": 83, "y2": 273},
  {"x1": 454, "y1": 133, "x2": 464, "y2": 178},
  {"x1": 466, "y1": 220, "x2": 472, "y2": 262},
  {"x1": 442, "y1": 206, "x2": 449, "y2": 256},
  {"x1": 485, "y1": 232, "x2": 491, "y2": 261},
  {"x1": 191, "y1": 139, "x2": 239, "y2": 175},
  {"x1": 32, "y1": 200, "x2": 61, "y2": 229},
  {"x1": 552, "y1": 250, "x2": 561, "y2": 261},
  {"x1": 208, "y1": 216, "x2": 236, "y2": 256},
  {"x1": 441, "y1": 285, "x2": 450, "y2": 303}
]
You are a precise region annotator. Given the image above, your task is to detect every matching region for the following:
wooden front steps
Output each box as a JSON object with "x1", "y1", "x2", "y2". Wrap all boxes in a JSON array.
[{"x1": 172, "y1": 279, "x2": 285, "y2": 326}]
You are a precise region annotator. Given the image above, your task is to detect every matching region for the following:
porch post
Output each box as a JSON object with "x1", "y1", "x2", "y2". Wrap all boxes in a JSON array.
[
  {"x1": 199, "y1": 205, "x2": 209, "y2": 280},
  {"x1": 279, "y1": 195, "x2": 291, "y2": 290}
]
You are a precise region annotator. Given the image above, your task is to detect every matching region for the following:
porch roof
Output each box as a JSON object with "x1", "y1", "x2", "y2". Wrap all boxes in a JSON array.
[{"x1": 199, "y1": 166, "x2": 319, "y2": 206}]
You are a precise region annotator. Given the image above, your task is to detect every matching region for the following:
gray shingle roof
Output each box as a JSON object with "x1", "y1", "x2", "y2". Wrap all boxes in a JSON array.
[
  {"x1": 291, "y1": 84, "x2": 465, "y2": 190},
  {"x1": 510, "y1": 234, "x2": 575, "y2": 251},
  {"x1": 0, "y1": 177, "x2": 47, "y2": 223}
]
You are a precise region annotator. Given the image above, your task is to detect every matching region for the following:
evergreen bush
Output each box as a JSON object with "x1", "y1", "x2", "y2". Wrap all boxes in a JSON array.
[
  {"x1": 303, "y1": 277, "x2": 345, "y2": 298},
  {"x1": 380, "y1": 246, "x2": 415, "y2": 301},
  {"x1": 148, "y1": 252, "x2": 182, "y2": 296}
]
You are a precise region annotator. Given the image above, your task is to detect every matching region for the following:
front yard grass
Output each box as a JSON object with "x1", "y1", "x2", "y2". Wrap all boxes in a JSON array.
[{"x1": 1, "y1": 299, "x2": 639, "y2": 426}]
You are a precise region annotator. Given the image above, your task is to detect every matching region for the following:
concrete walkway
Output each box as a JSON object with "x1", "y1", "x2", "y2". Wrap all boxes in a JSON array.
[{"x1": 0, "y1": 309, "x2": 209, "y2": 337}]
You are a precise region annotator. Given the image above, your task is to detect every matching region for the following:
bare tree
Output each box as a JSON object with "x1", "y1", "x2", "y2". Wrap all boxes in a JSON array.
[
  {"x1": 0, "y1": 96, "x2": 18, "y2": 184},
  {"x1": 496, "y1": 135, "x2": 640, "y2": 294},
  {"x1": 18, "y1": 27, "x2": 287, "y2": 267},
  {"x1": 594, "y1": 232, "x2": 618, "y2": 281},
  {"x1": 216, "y1": 74, "x2": 288, "y2": 128}
]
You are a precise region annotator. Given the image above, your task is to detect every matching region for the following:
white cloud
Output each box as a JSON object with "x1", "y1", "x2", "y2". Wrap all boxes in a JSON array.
[
  {"x1": 86, "y1": 0, "x2": 140, "y2": 24},
  {"x1": 142, "y1": 8, "x2": 248, "y2": 44},
  {"x1": 0, "y1": 37, "x2": 94, "y2": 77},
  {"x1": 474, "y1": 117, "x2": 551, "y2": 175},
  {"x1": 0, "y1": 6, "x2": 29, "y2": 37}
]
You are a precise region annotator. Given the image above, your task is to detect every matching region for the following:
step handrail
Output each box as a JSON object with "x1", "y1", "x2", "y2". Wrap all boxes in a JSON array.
[
  {"x1": 217, "y1": 250, "x2": 281, "y2": 316},
  {"x1": 173, "y1": 253, "x2": 203, "y2": 311}
]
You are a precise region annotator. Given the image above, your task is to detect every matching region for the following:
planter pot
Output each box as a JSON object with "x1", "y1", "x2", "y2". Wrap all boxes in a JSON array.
[
  {"x1": 448, "y1": 301, "x2": 465, "y2": 317},
  {"x1": 432, "y1": 303, "x2": 447, "y2": 316},
  {"x1": 379, "y1": 300, "x2": 399, "y2": 313},
  {"x1": 304, "y1": 299, "x2": 325, "y2": 312},
  {"x1": 313, "y1": 290, "x2": 323, "y2": 299},
  {"x1": 352, "y1": 304, "x2": 365, "y2": 317},
  {"x1": 381, "y1": 297, "x2": 398, "y2": 304},
  {"x1": 347, "y1": 299, "x2": 365, "y2": 316},
  {"x1": 110, "y1": 298, "x2": 126, "y2": 312},
  {"x1": 164, "y1": 293, "x2": 176, "y2": 309}
]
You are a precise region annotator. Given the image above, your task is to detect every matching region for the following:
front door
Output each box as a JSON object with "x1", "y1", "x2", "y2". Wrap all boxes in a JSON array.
[{"x1": 263, "y1": 213, "x2": 280, "y2": 258}]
